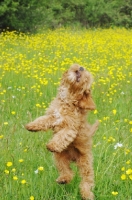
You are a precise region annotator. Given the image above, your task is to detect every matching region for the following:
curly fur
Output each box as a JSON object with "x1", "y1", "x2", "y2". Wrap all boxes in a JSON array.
[{"x1": 25, "y1": 64, "x2": 99, "y2": 200}]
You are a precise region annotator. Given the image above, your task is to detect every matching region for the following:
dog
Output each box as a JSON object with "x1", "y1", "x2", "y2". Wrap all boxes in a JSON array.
[{"x1": 25, "y1": 64, "x2": 99, "y2": 200}]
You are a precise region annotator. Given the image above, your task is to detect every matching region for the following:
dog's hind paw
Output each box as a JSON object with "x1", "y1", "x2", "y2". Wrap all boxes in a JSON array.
[{"x1": 56, "y1": 174, "x2": 73, "y2": 184}]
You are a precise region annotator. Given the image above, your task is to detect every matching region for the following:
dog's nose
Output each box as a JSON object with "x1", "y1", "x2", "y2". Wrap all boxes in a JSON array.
[{"x1": 79, "y1": 66, "x2": 84, "y2": 71}]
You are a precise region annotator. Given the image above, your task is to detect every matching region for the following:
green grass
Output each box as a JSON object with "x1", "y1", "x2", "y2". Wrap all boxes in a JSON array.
[{"x1": 0, "y1": 28, "x2": 132, "y2": 200}]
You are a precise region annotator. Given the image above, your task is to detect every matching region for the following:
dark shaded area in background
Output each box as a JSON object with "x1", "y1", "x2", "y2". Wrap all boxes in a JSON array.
[{"x1": 0, "y1": 0, "x2": 132, "y2": 32}]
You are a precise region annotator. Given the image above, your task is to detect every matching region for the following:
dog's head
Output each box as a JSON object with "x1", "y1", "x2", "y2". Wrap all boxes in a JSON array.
[
  {"x1": 63, "y1": 64, "x2": 93, "y2": 91},
  {"x1": 61, "y1": 64, "x2": 96, "y2": 110}
]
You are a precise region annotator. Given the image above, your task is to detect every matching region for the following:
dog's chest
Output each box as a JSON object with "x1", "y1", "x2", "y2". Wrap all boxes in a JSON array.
[
  {"x1": 53, "y1": 109, "x2": 63, "y2": 126},
  {"x1": 52, "y1": 106, "x2": 84, "y2": 127}
]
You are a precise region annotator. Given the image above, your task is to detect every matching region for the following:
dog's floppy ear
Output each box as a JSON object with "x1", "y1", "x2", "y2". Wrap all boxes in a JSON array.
[{"x1": 78, "y1": 90, "x2": 96, "y2": 110}]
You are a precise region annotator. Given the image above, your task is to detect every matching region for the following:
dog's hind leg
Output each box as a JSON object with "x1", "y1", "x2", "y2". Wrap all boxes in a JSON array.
[
  {"x1": 25, "y1": 115, "x2": 53, "y2": 132},
  {"x1": 54, "y1": 151, "x2": 74, "y2": 184},
  {"x1": 77, "y1": 152, "x2": 94, "y2": 200}
]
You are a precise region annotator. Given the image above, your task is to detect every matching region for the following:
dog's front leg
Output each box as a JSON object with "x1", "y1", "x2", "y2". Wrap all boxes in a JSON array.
[
  {"x1": 46, "y1": 128, "x2": 77, "y2": 153},
  {"x1": 25, "y1": 115, "x2": 53, "y2": 132}
]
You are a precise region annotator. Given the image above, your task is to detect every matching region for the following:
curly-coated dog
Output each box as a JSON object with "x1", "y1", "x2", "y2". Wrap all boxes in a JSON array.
[{"x1": 26, "y1": 64, "x2": 99, "y2": 200}]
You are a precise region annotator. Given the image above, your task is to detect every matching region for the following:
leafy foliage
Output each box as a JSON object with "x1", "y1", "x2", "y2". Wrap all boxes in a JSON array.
[{"x1": 0, "y1": 0, "x2": 132, "y2": 32}]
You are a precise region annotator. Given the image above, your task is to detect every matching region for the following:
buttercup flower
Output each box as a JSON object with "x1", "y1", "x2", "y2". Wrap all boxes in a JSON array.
[
  {"x1": 13, "y1": 176, "x2": 18, "y2": 180},
  {"x1": 112, "y1": 191, "x2": 118, "y2": 196},
  {"x1": 0, "y1": 135, "x2": 4, "y2": 139},
  {"x1": 125, "y1": 149, "x2": 130, "y2": 154},
  {"x1": 126, "y1": 160, "x2": 131, "y2": 165},
  {"x1": 129, "y1": 175, "x2": 132, "y2": 180},
  {"x1": 121, "y1": 174, "x2": 126, "y2": 180},
  {"x1": 38, "y1": 166, "x2": 44, "y2": 171},
  {"x1": 30, "y1": 196, "x2": 35, "y2": 200},
  {"x1": 4, "y1": 122, "x2": 8, "y2": 125},
  {"x1": 21, "y1": 179, "x2": 26, "y2": 184},
  {"x1": 94, "y1": 109, "x2": 98, "y2": 114},
  {"x1": 4, "y1": 170, "x2": 9, "y2": 174},
  {"x1": 126, "y1": 169, "x2": 132, "y2": 175},
  {"x1": 108, "y1": 136, "x2": 115, "y2": 142},
  {"x1": 11, "y1": 111, "x2": 16, "y2": 115},
  {"x1": 12, "y1": 168, "x2": 16, "y2": 172},
  {"x1": 6, "y1": 162, "x2": 13, "y2": 167},
  {"x1": 112, "y1": 109, "x2": 117, "y2": 115},
  {"x1": 19, "y1": 159, "x2": 24, "y2": 163},
  {"x1": 121, "y1": 167, "x2": 125, "y2": 171}
]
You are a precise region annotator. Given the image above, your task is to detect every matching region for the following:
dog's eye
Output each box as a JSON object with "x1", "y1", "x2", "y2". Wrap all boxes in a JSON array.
[{"x1": 75, "y1": 70, "x2": 81, "y2": 77}]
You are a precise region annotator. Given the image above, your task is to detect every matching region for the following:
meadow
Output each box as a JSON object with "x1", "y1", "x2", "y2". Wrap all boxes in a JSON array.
[{"x1": 0, "y1": 28, "x2": 132, "y2": 200}]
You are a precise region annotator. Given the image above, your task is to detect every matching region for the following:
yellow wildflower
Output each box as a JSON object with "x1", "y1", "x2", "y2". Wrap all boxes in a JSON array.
[
  {"x1": 111, "y1": 191, "x2": 118, "y2": 196},
  {"x1": 126, "y1": 160, "x2": 131, "y2": 164},
  {"x1": 19, "y1": 159, "x2": 24, "y2": 163},
  {"x1": 21, "y1": 179, "x2": 26, "y2": 184},
  {"x1": 13, "y1": 176, "x2": 18, "y2": 180},
  {"x1": 126, "y1": 169, "x2": 132, "y2": 175},
  {"x1": 0, "y1": 135, "x2": 4, "y2": 139},
  {"x1": 38, "y1": 166, "x2": 44, "y2": 171},
  {"x1": 4, "y1": 170, "x2": 9, "y2": 174},
  {"x1": 12, "y1": 168, "x2": 16, "y2": 172},
  {"x1": 4, "y1": 122, "x2": 8, "y2": 125},
  {"x1": 6, "y1": 162, "x2": 13, "y2": 167},
  {"x1": 121, "y1": 167, "x2": 125, "y2": 171},
  {"x1": 94, "y1": 109, "x2": 98, "y2": 114},
  {"x1": 112, "y1": 109, "x2": 117, "y2": 115},
  {"x1": 11, "y1": 111, "x2": 16, "y2": 115},
  {"x1": 30, "y1": 196, "x2": 35, "y2": 200},
  {"x1": 121, "y1": 174, "x2": 126, "y2": 180}
]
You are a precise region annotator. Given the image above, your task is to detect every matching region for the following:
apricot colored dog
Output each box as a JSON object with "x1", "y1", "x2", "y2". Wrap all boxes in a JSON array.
[{"x1": 26, "y1": 64, "x2": 99, "y2": 200}]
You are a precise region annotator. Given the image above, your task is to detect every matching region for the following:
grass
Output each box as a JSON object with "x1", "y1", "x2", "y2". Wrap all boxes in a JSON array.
[{"x1": 0, "y1": 28, "x2": 132, "y2": 200}]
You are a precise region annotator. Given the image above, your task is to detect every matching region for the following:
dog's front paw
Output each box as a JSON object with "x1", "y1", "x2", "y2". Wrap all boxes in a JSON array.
[
  {"x1": 25, "y1": 123, "x2": 37, "y2": 132},
  {"x1": 46, "y1": 142, "x2": 61, "y2": 153},
  {"x1": 25, "y1": 122, "x2": 42, "y2": 132}
]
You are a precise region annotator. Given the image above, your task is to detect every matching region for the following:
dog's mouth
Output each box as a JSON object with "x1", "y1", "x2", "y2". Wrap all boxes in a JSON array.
[
  {"x1": 75, "y1": 70, "x2": 81, "y2": 82},
  {"x1": 75, "y1": 67, "x2": 84, "y2": 82}
]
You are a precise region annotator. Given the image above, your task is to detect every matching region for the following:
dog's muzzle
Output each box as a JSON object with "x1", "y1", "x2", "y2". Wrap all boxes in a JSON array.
[{"x1": 75, "y1": 67, "x2": 84, "y2": 82}]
